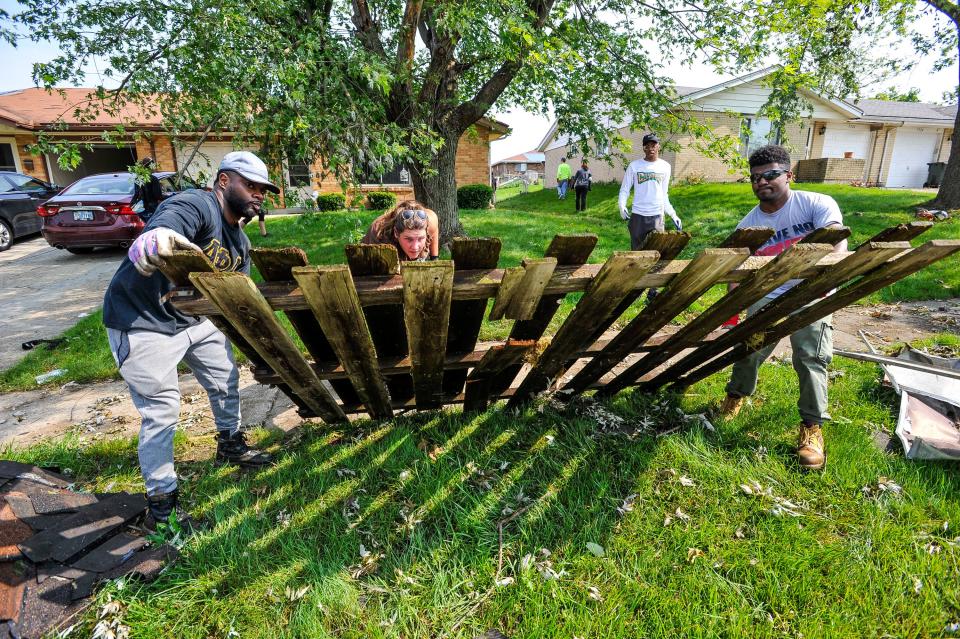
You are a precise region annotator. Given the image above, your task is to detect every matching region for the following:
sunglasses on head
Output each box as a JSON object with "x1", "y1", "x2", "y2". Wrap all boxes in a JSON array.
[
  {"x1": 401, "y1": 209, "x2": 427, "y2": 220},
  {"x1": 750, "y1": 168, "x2": 789, "y2": 184}
]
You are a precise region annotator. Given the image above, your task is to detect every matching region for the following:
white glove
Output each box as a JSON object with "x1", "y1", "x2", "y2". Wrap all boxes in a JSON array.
[
  {"x1": 668, "y1": 213, "x2": 682, "y2": 231},
  {"x1": 128, "y1": 227, "x2": 202, "y2": 277},
  {"x1": 620, "y1": 208, "x2": 630, "y2": 221}
]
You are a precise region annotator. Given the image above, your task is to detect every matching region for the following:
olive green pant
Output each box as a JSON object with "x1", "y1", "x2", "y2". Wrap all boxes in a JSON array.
[{"x1": 725, "y1": 297, "x2": 833, "y2": 425}]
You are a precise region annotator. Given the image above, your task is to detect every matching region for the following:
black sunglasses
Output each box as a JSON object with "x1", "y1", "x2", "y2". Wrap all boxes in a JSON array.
[
  {"x1": 750, "y1": 168, "x2": 789, "y2": 184},
  {"x1": 401, "y1": 209, "x2": 427, "y2": 220}
]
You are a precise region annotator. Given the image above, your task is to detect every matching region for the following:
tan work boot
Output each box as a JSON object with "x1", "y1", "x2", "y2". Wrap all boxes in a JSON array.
[
  {"x1": 797, "y1": 423, "x2": 826, "y2": 470},
  {"x1": 719, "y1": 394, "x2": 744, "y2": 419}
]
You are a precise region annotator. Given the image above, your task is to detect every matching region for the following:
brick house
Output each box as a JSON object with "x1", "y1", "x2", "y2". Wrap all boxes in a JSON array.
[
  {"x1": 538, "y1": 68, "x2": 955, "y2": 189},
  {"x1": 0, "y1": 88, "x2": 509, "y2": 203},
  {"x1": 490, "y1": 151, "x2": 546, "y2": 181}
]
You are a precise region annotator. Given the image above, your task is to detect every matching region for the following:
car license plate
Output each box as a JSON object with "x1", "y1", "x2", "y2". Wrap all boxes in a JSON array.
[{"x1": 73, "y1": 210, "x2": 95, "y2": 221}]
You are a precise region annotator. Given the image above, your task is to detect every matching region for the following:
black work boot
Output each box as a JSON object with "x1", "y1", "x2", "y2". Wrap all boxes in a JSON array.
[
  {"x1": 145, "y1": 489, "x2": 197, "y2": 533},
  {"x1": 215, "y1": 430, "x2": 274, "y2": 467},
  {"x1": 145, "y1": 489, "x2": 179, "y2": 530}
]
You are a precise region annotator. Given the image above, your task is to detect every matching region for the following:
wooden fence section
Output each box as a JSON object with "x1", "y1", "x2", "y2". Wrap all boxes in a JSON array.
[{"x1": 164, "y1": 223, "x2": 960, "y2": 422}]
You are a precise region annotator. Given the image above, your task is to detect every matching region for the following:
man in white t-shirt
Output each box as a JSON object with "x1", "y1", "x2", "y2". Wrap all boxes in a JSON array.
[
  {"x1": 720, "y1": 145, "x2": 847, "y2": 471},
  {"x1": 618, "y1": 133, "x2": 682, "y2": 250}
]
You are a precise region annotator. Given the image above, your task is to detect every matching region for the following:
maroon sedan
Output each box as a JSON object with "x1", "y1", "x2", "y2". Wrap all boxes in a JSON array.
[{"x1": 37, "y1": 172, "x2": 194, "y2": 254}]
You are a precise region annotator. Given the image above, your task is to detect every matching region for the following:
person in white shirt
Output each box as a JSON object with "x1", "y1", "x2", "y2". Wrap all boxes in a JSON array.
[
  {"x1": 618, "y1": 133, "x2": 682, "y2": 250},
  {"x1": 719, "y1": 145, "x2": 847, "y2": 472}
]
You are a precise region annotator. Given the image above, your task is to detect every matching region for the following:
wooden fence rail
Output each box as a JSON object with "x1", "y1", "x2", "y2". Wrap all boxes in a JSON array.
[{"x1": 160, "y1": 221, "x2": 958, "y2": 422}]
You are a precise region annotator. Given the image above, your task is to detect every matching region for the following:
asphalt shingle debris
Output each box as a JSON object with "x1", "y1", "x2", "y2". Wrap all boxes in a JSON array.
[{"x1": 0, "y1": 461, "x2": 177, "y2": 639}]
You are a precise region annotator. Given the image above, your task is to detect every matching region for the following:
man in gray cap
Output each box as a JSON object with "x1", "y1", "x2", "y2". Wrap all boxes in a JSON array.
[{"x1": 103, "y1": 151, "x2": 279, "y2": 527}]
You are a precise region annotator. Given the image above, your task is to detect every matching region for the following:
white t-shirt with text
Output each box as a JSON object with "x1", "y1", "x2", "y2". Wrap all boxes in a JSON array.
[
  {"x1": 618, "y1": 158, "x2": 676, "y2": 217},
  {"x1": 737, "y1": 189, "x2": 845, "y2": 297}
]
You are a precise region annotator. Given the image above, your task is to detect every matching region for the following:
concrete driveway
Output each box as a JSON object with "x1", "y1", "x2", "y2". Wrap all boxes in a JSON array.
[{"x1": 0, "y1": 235, "x2": 124, "y2": 370}]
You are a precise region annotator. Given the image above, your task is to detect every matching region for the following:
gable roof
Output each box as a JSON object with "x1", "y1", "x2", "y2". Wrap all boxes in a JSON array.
[
  {"x1": 536, "y1": 68, "x2": 954, "y2": 151},
  {"x1": 492, "y1": 151, "x2": 545, "y2": 165}
]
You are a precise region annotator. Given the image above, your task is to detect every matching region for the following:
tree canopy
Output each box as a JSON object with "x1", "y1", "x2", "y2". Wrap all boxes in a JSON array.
[
  {"x1": 6, "y1": 0, "x2": 958, "y2": 232},
  {"x1": 871, "y1": 86, "x2": 923, "y2": 101}
]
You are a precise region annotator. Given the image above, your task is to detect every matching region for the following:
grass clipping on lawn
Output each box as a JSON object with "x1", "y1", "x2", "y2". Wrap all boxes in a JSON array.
[{"x1": 6, "y1": 335, "x2": 960, "y2": 637}]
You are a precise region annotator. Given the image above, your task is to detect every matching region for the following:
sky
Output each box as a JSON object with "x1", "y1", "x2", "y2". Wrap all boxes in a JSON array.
[{"x1": 0, "y1": 0, "x2": 954, "y2": 164}]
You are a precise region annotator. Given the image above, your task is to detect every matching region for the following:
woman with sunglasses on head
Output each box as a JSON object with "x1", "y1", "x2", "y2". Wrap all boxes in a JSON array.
[{"x1": 362, "y1": 199, "x2": 439, "y2": 261}]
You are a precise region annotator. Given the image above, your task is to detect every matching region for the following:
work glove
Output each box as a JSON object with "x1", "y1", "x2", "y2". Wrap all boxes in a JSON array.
[
  {"x1": 620, "y1": 208, "x2": 630, "y2": 221},
  {"x1": 129, "y1": 227, "x2": 202, "y2": 277},
  {"x1": 668, "y1": 213, "x2": 682, "y2": 231}
]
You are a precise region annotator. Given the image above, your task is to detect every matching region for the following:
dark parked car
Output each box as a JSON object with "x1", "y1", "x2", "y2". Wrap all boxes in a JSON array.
[
  {"x1": 0, "y1": 171, "x2": 60, "y2": 251},
  {"x1": 38, "y1": 171, "x2": 196, "y2": 254}
]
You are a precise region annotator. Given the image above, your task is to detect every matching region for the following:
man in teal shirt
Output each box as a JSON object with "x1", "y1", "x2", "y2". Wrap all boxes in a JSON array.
[{"x1": 556, "y1": 157, "x2": 572, "y2": 200}]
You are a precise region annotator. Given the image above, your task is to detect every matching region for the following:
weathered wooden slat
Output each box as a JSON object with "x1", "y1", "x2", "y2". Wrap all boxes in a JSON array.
[
  {"x1": 643, "y1": 241, "x2": 911, "y2": 391},
  {"x1": 673, "y1": 240, "x2": 960, "y2": 390},
  {"x1": 171, "y1": 249, "x2": 879, "y2": 317},
  {"x1": 718, "y1": 227, "x2": 776, "y2": 253},
  {"x1": 250, "y1": 247, "x2": 361, "y2": 406},
  {"x1": 857, "y1": 221, "x2": 932, "y2": 248},
  {"x1": 463, "y1": 340, "x2": 536, "y2": 413},
  {"x1": 402, "y1": 261, "x2": 455, "y2": 409},
  {"x1": 599, "y1": 242, "x2": 835, "y2": 397},
  {"x1": 492, "y1": 258, "x2": 558, "y2": 321},
  {"x1": 443, "y1": 238, "x2": 502, "y2": 398},
  {"x1": 488, "y1": 266, "x2": 524, "y2": 321},
  {"x1": 159, "y1": 251, "x2": 267, "y2": 366},
  {"x1": 483, "y1": 234, "x2": 598, "y2": 398},
  {"x1": 800, "y1": 225, "x2": 851, "y2": 245},
  {"x1": 508, "y1": 251, "x2": 660, "y2": 408},
  {"x1": 345, "y1": 243, "x2": 400, "y2": 275},
  {"x1": 292, "y1": 265, "x2": 393, "y2": 419},
  {"x1": 585, "y1": 230, "x2": 692, "y2": 346},
  {"x1": 347, "y1": 243, "x2": 415, "y2": 402},
  {"x1": 565, "y1": 248, "x2": 751, "y2": 395},
  {"x1": 189, "y1": 272, "x2": 345, "y2": 423},
  {"x1": 250, "y1": 329, "x2": 740, "y2": 385}
]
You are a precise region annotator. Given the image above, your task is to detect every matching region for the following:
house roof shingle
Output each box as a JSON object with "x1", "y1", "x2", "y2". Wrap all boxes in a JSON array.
[
  {"x1": 855, "y1": 98, "x2": 956, "y2": 122},
  {"x1": 0, "y1": 87, "x2": 162, "y2": 130}
]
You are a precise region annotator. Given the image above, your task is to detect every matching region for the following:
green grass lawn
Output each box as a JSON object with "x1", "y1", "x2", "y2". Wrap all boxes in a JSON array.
[
  {"x1": 2, "y1": 184, "x2": 960, "y2": 635},
  {"x1": 1, "y1": 182, "x2": 955, "y2": 393},
  {"x1": 6, "y1": 334, "x2": 960, "y2": 637}
]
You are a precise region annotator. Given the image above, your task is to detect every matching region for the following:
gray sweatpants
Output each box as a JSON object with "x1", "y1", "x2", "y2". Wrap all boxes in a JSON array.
[
  {"x1": 725, "y1": 297, "x2": 833, "y2": 425},
  {"x1": 628, "y1": 213, "x2": 664, "y2": 250},
  {"x1": 107, "y1": 320, "x2": 241, "y2": 496}
]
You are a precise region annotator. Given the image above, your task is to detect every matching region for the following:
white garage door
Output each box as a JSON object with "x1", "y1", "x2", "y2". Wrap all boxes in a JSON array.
[
  {"x1": 821, "y1": 124, "x2": 871, "y2": 159},
  {"x1": 887, "y1": 128, "x2": 940, "y2": 188},
  {"x1": 175, "y1": 141, "x2": 239, "y2": 187}
]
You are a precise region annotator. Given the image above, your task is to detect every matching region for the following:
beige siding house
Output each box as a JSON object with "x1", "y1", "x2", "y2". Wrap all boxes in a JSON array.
[{"x1": 538, "y1": 68, "x2": 955, "y2": 189}]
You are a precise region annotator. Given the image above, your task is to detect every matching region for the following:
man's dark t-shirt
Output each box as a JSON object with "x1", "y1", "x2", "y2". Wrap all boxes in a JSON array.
[{"x1": 102, "y1": 189, "x2": 250, "y2": 335}]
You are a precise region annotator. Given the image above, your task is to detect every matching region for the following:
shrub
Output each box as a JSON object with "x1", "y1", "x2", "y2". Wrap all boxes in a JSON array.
[
  {"x1": 316, "y1": 193, "x2": 346, "y2": 211},
  {"x1": 366, "y1": 191, "x2": 397, "y2": 210},
  {"x1": 457, "y1": 184, "x2": 493, "y2": 209}
]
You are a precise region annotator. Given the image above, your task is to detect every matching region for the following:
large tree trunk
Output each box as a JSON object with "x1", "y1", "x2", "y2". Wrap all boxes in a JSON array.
[
  {"x1": 410, "y1": 131, "x2": 464, "y2": 245},
  {"x1": 932, "y1": 41, "x2": 960, "y2": 209},
  {"x1": 932, "y1": 89, "x2": 960, "y2": 209}
]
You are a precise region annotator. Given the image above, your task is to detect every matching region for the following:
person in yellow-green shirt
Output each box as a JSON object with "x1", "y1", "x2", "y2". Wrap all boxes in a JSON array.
[{"x1": 556, "y1": 157, "x2": 572, "y2": 200}]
